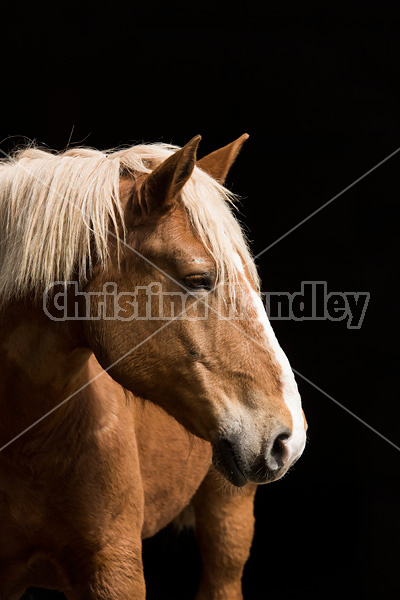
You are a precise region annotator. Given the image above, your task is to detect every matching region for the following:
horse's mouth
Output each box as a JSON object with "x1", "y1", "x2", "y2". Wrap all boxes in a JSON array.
[{"x1": 212, "y1": 438, "x2": 248, "y2": 487}]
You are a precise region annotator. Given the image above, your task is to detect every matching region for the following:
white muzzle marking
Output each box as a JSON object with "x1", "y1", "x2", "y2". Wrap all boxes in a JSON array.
[{"x1": 234, "y1": 254, "x2": 307, "y2": 464}]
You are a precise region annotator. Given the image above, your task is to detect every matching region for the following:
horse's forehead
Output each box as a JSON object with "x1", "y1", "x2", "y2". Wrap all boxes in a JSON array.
[
  {"x1": 144, "y1": 205, "x2": 212, "y2": 260},
  {"x1": 161, "y1": 203, "x2": 194, "y2": 234}
]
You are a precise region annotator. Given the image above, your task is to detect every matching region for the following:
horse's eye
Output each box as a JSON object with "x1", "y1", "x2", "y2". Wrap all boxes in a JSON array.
[{"x1": 184, "y1": 274, "x2": 212, "y2": 290}]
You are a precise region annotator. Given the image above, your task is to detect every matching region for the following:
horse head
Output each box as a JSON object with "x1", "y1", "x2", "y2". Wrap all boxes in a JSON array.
[{"x1": 81, "y1": 135, "x2": 307, "y2": 486}]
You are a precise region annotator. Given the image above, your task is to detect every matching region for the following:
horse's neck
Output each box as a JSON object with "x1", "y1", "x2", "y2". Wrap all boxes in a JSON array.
[{"x1": 0, "y1": 305, "x2": 94, "y2": 456}]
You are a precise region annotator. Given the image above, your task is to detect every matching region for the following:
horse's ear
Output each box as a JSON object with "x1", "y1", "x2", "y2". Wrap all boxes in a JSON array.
[
  {"x1": 139, "y1": 135, "x2": 201, "y2": 214},
  {"x1": 197, "y1": 133, "x2": 249, "y2": 184}
]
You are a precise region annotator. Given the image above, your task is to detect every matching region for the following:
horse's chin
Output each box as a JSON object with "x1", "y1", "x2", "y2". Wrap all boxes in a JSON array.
[{"x1": 212, "y1": 438, "x2": 248, "y2": 488}]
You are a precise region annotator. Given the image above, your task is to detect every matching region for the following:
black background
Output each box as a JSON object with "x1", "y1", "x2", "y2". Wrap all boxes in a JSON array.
[{"x1": 3, "y1": 2, "x2": 400, "y2": 598}]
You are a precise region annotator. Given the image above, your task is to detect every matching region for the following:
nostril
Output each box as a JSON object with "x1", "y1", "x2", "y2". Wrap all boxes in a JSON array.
[{"x1": 270, "y1": 431, "x2": 291, "y2": 469}]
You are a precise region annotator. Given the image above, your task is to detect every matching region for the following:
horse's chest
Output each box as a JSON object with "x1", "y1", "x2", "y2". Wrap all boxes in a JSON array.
[
  {"x1": 140, "y1": 443, "x2": 211, "y2": 538},
  {"x1": 134, "y1": 405, "x2": 212, "y2": 538},
  {"x1": 0, "y1": 461, "x2": 55, "y2": 563}
]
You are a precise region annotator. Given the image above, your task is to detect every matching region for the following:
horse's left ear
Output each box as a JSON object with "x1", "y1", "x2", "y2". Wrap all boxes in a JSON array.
[
  {"x1": 197, "y1": 133, "x2": 249, "y2": 184},
  {"x1": 139, "y1": 135, "x2": 201, "y2": 214}
]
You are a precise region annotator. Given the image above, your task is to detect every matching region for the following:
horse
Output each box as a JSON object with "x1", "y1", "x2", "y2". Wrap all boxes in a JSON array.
[{"x1": 0, "y1": 134, "x2": 307, "y2": 600}]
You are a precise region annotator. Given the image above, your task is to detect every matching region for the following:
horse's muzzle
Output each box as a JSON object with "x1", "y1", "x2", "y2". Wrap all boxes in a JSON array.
[{"x1": 212, "y1": 428, "x2": 292, "y2": 487}]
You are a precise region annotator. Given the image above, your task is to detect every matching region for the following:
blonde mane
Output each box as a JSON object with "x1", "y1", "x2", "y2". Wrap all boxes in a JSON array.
[{"x1": 0, "y1": 143, "x2": 259, "y2": 305}]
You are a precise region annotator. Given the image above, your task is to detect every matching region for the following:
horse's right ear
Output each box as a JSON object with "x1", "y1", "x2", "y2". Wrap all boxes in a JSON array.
[
  {"x1": 197, "y1": 133, "x2": 249, "y2": 184},
  {"x1": 138, "y1": 135, "x2": 201, "y2": 215}
]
